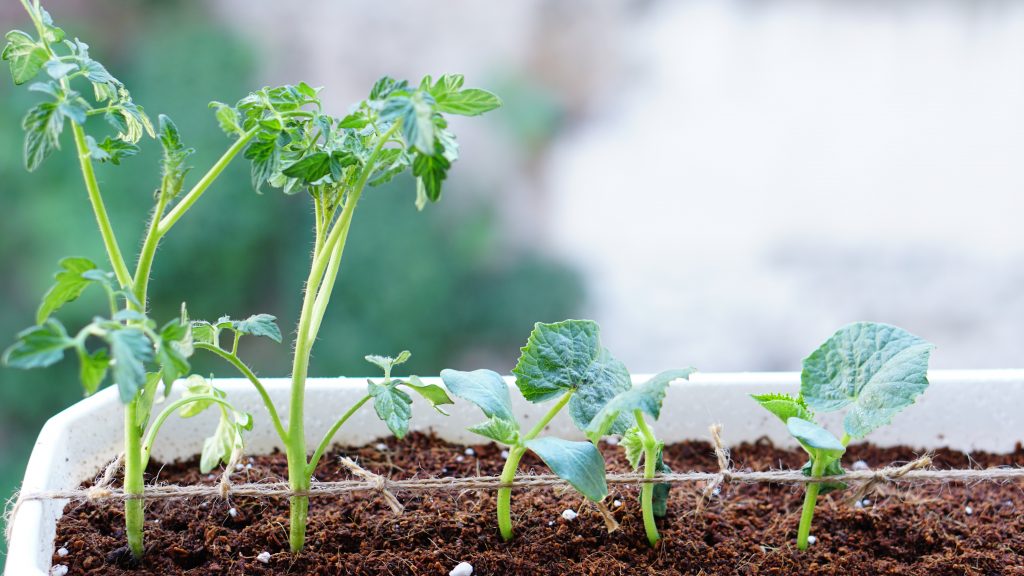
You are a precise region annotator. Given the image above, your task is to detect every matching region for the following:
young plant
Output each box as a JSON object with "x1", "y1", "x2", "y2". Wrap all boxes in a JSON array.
[
  {"x1": 752, "y1": 321, "x2": 934, "y2": 550},
  {"x1": 441, "y1": 319, "x2": 636, "y2": 541},
  {"x1": 2, "y1": 1, "x2": 258, "y2": 559},
  {"x1": 190, "y1": 75, "x2": 500, "y2": 552},
  {"x1": 585, "y1": 369, "x2": 695, "y2": 546}
]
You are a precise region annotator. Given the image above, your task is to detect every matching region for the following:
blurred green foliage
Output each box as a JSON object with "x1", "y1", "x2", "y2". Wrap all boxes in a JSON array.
[{"x1": 0, "y1": 2, "x2": 581, "y2": 557}]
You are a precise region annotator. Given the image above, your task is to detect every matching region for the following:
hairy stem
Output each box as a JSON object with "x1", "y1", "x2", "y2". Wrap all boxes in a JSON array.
[
  {"x1": 306, "y1": 394, "x2": 371, "y2": 476},
  {"x1": 634, "y1": 410, "x2": 660, "y2": 547},
  {"x1": 796, "y1": 456, "x2": 827, "y2": 550},
  {"x1": 194, "y1": 343, "x2": 287, "y2": 445},
  {"x1": 123, "y1": 401, "x2": 144, "y2": 559}
]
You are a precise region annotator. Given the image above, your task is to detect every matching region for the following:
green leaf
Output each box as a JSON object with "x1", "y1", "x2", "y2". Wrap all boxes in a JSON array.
[
  {"x1": 2, "y1": 320, "x2": 73, "y2": 369},
  {"x1": 751, "y1": 392, "x2": 814, "y2": 425},
  {"x1": 467, "y1": 416, "x2": 519, "y2": 445},
  {"x1": 22, "y1": 101, "x2": 64, "y2": 171},
  {"x1": 369, "y1": 380, "x2": 414, "y2": 439},
  {"x1": 801, "y1": 322, "x2": 934, "y2": 439},
  {"x1": 525, "y1": 437, "x2": 608, "y2": 502},
  {"x1": 364, "y1": 350, "x2": 411, "y2": 377},
  {"x1": 399, "y1": 375, "x2": 453, "y2": 414},
  {"x1": 282, "y1": 151, "x2": 331, "y2": 183},
  {"x1": 787, "y1": 417, "x2": 846, "y2": 462},
  {"x1": 244, "y1": 138, "x2": 279, "y2": 192},
  {"x1": 621, "y1": 426, "x2": 645, "y2": 469},
  {"x1": 77, "y1": 348, "x2": 109, "y2": 395},
  {"x1": 156, "y1": 319, "x2": 191, "y2": 388},
  {"x1": 512, "y1": 320, "x2": 631, "y2": 430},
  {"x1": 199, "y1": 406, "x2": 246, "y2": 474},
  {"x1": 209, "y1": 101, "x2": 244, "y2": 137},
  {"x1": 434, "y1": 87, "x2": 502, "y2": 117},
  {"x1": 43, "y1": 59, "x2": 76, "y2": 80},
  {"x1": 412, "y1": 151, "x2": 450, "y2": 203},
  {"x1": 107, "y1": 327, "x2": 153, "y2": 403},
  {"x1": 231, "y1": 314, "x2": 282, "y2": 343},
  {"x1": 158, "y1": 114, "x2": 194, "y2": 197},
  {"x1": 584, "y1": 368, "x2": 694, "y2": 442},
  {"x1": 191, "y1": 321, "x2": 217, "y2": 346},
  {"x1": 85, "y1": 135, "x2": 139, "y2": 165},
  {"x1": 178, "y1": 375, "x2": 223, "y2": 418},
  {"x1": 36, "y1": 257, "x2": 98, "y2": 324},
  {"x1": 440, "y1": 368, "x2": 515, "y2": 422},
  {"x1": 381, "y1": 92, "x2": 435, "y2": 154},
  {"x1": 2, "y1": 30, "x2": 47, "y2": 85}
]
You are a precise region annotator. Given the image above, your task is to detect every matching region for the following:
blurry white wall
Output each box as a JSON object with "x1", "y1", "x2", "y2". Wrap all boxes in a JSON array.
[{"x1": 219, "y1": 0, "x2": 1024, "y2": 371}]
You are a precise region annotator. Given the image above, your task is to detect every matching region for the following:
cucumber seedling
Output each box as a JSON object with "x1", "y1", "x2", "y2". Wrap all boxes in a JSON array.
[
  {"x1": 190, "y1": 76, "x2": 498, "y2": 552},
  {"x1": 442, "y1": 319, "x2": 634, "y2": 541},
  {"x1": 585, "y1": 369, "x2": 695, "y2": 546},
  {"x1": 2, "y1": 1, "x2": 256, "y2": 559},
  {"x1": 752, "y1": 321, "x2": 934, "y2": 550}
]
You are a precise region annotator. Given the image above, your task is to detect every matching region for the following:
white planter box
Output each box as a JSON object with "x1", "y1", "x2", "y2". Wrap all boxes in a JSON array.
[{"x1": 7, "y1": 370, "x2": 1024, "y2": 574}]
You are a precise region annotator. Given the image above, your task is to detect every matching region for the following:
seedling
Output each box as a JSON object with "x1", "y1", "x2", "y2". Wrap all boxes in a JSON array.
[
  {"x1": 752, "y1": 321, "x2": 934, "y2": 550},
  {"x1": 190, "y1": 75, "x2": 499, "y2": 552},
  {"x1": 2, "y1": 1, "x2": 256, "y2": 559},
  {"x1": 442, "y1": 319, "x2": 633, "y2": 541},
  {"x1": 585, "y1": 369, "x2": 695, "y2": 546}
]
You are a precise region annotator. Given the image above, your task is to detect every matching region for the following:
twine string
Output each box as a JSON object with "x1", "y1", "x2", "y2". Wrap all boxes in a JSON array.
[{"x1": 338, "y1": 456, "x2": 404, "y2": 515}]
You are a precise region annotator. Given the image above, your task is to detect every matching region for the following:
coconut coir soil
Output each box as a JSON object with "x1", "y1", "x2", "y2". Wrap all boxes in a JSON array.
[{"x1": 52, "y1": 433, "x2": 1024, "y2": 575}]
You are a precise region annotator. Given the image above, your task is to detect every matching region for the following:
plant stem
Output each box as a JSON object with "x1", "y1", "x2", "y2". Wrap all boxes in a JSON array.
[
  {"x1": 70, "y1": 124, "x2": 134, "y2": 289},
  {"x1": 194, "y1": 343, "x2": 287, "y2": 443},
  {"x1": 497, "y1": 390, "x2": 574, "y2": 541},
  {"x1": 156, "y1": 129, "x2": 257, "y2": 235},
  {"x1": 634, "y1": 410, "x2": 660, "y2": 547},
  {"x1": 123, "y1": 400, "x2": 144, "y2": 559},
  {"x1": 306, "y1": 394, "x2": 371, "y2": 476},
  {"x1": 796, "y1": 456, "x2": 827, "y2": 550},
  {"x1": 140, "y1": 394, "x2": 234, "y2": 467}
]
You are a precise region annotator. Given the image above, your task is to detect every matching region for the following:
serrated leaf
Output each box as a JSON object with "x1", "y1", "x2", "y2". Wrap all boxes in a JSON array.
[
  {"x1": 399, "y1": 375, "x2": 453, "y2": 414},
  {"x1": 36, "y1": 257, "x2": 98, "y2": 324},
  {"x1": 369, "y1": 380, "x2": 414, "y2": 438},
  {"x1": 244, "y1": 138, "x2": 279, "y2": 192},
  {"x1": 525, "y1": 437, "x2": 608, "y2": 502},
  {"x1": 801, "y1": 322, "x2": 934, "y2": 439},
  {"x1": 209, "y1": 101, "x2": 243, "y2": 137},
  {"x1": 752, "y1": 392, "x2": 814, "y2": 425},
  {"x1": 231, "y1": 314, "x2": 282, "y2": 343},
  {"x1": 2, "y1": 320, "x2": 72, "y2": 369},
  {"x1": 435, "y1": 88, "x2": 502, "y2": 117},
  {"x1": 467, "y1": 416, "x2": 519, "y2": 445},
  {"x1": 77, "y1": 347, "x2": 109, "y2": 395},
  {"x1": 381, "y1": 92, "x2": 435, "y2": 154},
  {"x1": 191, "y1": 321, "x2": 216, "y2": 346},
  {"x1": 22, "y1": 101, "x2": 64, "y2": 171},
  {"x1": 585, "y1": 368, "x2": 694, "y2": 442},
  {"x1": 85, "y1": 135, "x2": 138, "y2": 165},
  {"x1": 2, "y1": 30, "x2": 47, "y2": 85},
  {"x1": 107, "y1": 327, "x2": 153, "y2": 403},
  {"x1": 364, "y1": 350, "x2": 411, "y2": 377},
  {"x1": 282, "y1": 151, "x2": 331, "y2": 183},
  {"x1": 787, "y1": 417, "x2": 845, "y2": 462},
  {"x1": 621, "y1": 426, "x2": 644, "y2": 470},
  {"x1": 440, "y1": 368, "x2": 515, "y2": 422},
  {"x1": 412, "y1": 150, "x2": 449, "y2": 203},
  {"x1": 156, "y1": 319, "x2": 190, "y2": 387},
  {"x1": 512, "y1": 320, "x2": 631, "y2": 431},
  {"x1": 158, "y1": 114, "x2": 194, "y2": 198}
]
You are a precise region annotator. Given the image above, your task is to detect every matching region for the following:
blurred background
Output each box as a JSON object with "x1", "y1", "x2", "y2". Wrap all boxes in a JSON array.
[{"x1": 4, "y1": 0, "x2": 1024, "y2": 556}]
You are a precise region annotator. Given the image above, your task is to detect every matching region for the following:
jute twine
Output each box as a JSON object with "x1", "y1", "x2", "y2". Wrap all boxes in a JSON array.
[{"x1": 7, "y1": 425, "x2": 1023, "y2": 544}]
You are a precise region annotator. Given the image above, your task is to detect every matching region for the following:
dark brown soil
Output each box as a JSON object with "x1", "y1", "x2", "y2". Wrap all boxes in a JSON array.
[{"x1": 52, "y1": 433, "x2": 1024, "y2": 575}]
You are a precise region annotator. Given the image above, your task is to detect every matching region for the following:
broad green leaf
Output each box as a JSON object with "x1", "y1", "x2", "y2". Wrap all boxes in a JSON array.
[
  {"x1": 751, "y1": 392, "x2": 814, "y2": 425},
  {"x1": 2, "y1": 320, "x2": 72, "y2": 369},
  {"x1": 282, "y1": 151, "x2": 331, "y2": 183},
  {"x1": 22, "y1": 101, "x2": 64, "y2": 171},
  {"x1": 232, "y1": 314, "x2": 282, "y2": 343},
  {"x1": 36, "y1": 257, "x2": 98, "y2": 324},
  {"x1": 156, "y1": 319, "x2": 191, "y2": 387},
  {"x1": 440, "y1": 368, "x2": 514, "y2": 422},
  {"x1": 512, "y1": 320, "x2": 631, "y2": 431},
  {"x1": 467, "y1": 416, "x2": 519, "y2": 445},
  {"x1": 369, "y1": 380, "x2": 413, "y2": 439},
  {"x1": 85, "y1": 135, "x2": 139, "y2": 165},
  {"x1": 525, "y1": 437, "x2": 608, "y2": 502},
  {"x1": 191, "y1": 321, "x2": 217, "y2": 346},
  {"x1": 77, "y1": 348, "x2": 109, "y2": 395},
  {"x1": 107, "y1": 327, "x2": 153, "y2": 403},
  {"x1": 801, "y1": 322, "x2": 934, "y2": 439},
  {"x1": 244, "y1": 138, "x2": 279, "y2": 192},
  {"x1": 2, "y1": 30, "x2": 47, "y2": 85},
  {"x1": 178, "y1": 375, "x2": 222, "y2": 418},
  {"x1": 399, "y1": 375, "x2": 453, "y2": 414},
  {"x1": 43, "y1": 59, "x2": 76, "y2": 80},
  {"x1": 787, "y1": 417, "x2": 845, "y2": 462},
  {"x1": 434, "y1": 88, "x2": 502, "y2": 117},
  {"x1": 412, "y1": 150, "x2": 449, "y2": 203},
  {"x1": 621, "y1": 426, "x2": 644, "y2": 470},
  {"x1": 585, "y1": 368, "x2": 695, "y2": 442},
  {"x1": 381, "y1": 92, "x2": 434, "y2": 154}
]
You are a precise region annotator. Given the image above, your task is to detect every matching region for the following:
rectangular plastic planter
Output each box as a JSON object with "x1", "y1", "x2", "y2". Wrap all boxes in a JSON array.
[{"x1": 7, "y1": 370, "x2": 1024, "y2": 574}]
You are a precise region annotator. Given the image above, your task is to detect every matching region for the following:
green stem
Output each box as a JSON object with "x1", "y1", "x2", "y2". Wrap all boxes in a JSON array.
[
  {"x1": 306, "y1": 394, "x2": 371, "y2": 476},
  {"x1": 140, "y1": 394, "x2": 234, "y2": 468},
  {"x1": 70, "y1": 124, "x2": 134, "y2": 289},
  {"x1": 497, "y1": 390, "x2": 574, "y2": 541},
  {"x1": 840, "y1": 433, "x2": 852, "y2": 447},
  {"x1": 796, "y1": 456, "x2": 827, "y2": 550},
  {"x1": 634, "y1": 410, "x2": 660, "y2": 547},
  {"x1": 131, "y1": 192, "x2": 169, "y2": 307},
  {"x1": 194, "y1": 343, "x2": 287, "y2": 444},
  {"x1": 156, "y1": 129, "x2": 257, "y2": 235},
  {"x1": 123, "y1": 400, "x2": 144, "y2": 559}
]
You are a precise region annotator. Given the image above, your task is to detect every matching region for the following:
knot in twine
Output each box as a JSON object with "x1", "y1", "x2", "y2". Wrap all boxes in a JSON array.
[
  {"x1": 849, "y1": 454, "x2": 933, "y2": 505},
  {"x1": 696, "y1": 424, "x2": 731, "y2": 514},
  {"x1": 339, "y1": 456, "x2": 404, "y2": 515}
]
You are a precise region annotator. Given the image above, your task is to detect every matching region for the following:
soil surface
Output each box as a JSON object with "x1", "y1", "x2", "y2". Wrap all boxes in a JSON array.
[{"x1": 53, "y1": 433, "x2": 1024, "y2": 575}]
